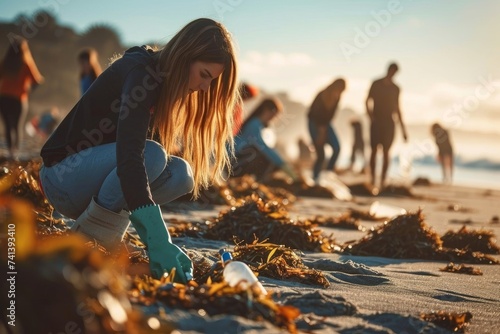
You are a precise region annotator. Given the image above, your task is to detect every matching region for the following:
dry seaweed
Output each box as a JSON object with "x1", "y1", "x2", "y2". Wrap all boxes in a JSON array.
[
  {"x1": 347, "y1": 182, "x2": 379, "y2": 197},
  {"x1": 348, "y1": 208, "x2": 384, "y2": 221},
  {"x1": 446, "y1": 203, "x2": 474, "y2": 213},
  {"x1": 441, "y1": 226, "x2": 500, "y2": 254},
  {"x1": 204, "y1": 195, "x2": 339, "y2": 253},
  {"x1": 440, "y1": 263, "x2": 483, "y2": 275},
  {"x1": 168, "y1": 218, "x2": 212, "y2": 238},
  {"x1": 190, "y1": 243, "x2": 330, "y2": 288},
  {"x1": 308, "y1": 213, "x2": 363, "y2": 230},
  {"x1": 2, "y1": 162, "x2": 300, "y2": 332},
  {"x1": 420, "y1": 311, "x2": 472, "y2": 333},
  {"x1": 233, "y1": 242, "x2": 330, "y2": 287},
  {"x1": 175, "y1": 175, "x2": 296, "y2": 206},
  {"x1": 1, "y1": 159, "x2": 51, "y2": 211},
  {"x1": 263, "y1": 177, "x2": 336, "y2": 199},
  {"x1": 129, "y1": 273, "x2": 300, "y2": 333},
  {"x1": 343, "y1": 210, "x2": 499, "y2": 264},
  {"x1": 0, "y1": 193, "x2": 154, "y2": 333},
  {"x1": 413, "y1": 177, "x2": 432, "y2": 186},
  {"x1": 378, "y1": 184, "x2": 416, "y2": 198},
  {"x1": 35, "y1": 210, "x2": 71, "y2": 237}
]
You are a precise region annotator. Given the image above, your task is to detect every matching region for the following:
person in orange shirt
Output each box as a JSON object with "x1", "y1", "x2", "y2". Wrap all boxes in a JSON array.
[{"x1": 0, "y1": 36, "x2": 44, "y2": 159}]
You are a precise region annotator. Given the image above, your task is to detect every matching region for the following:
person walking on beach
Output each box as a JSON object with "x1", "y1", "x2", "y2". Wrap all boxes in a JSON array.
[
  {"x1": 366, "y1": 63, "x2": 408, "y2": 188},
  {"x1": 0, "y1": 37, "x2": 44, "y2": 159},
  {"x1": 431, "y1": 123, "x2": 453, "y2": 184},
  {"x1": 78, "y1": 48, "x2": 102, "y2": 95},
  {"x1": 39, "y1": 18, "x2": 239, "y2": 283},
  {"x1": 307, "y1": 78, "x2": 346, "y2": 182},
  {"x1": 233, "y1": 97, "x2": 297, "y2": 182}
]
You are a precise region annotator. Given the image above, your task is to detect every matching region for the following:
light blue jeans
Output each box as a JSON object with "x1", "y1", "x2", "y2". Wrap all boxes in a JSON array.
[
  {"x1": 308, "y1": 120, "x2": 341, "y2": 180},
  {"x1": 39, "y1": 140, "x2": 194, "y2": 219}
]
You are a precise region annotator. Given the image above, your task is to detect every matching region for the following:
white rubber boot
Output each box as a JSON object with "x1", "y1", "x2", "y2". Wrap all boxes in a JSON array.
[{"x1": 72, "y1": 197, "x2": 130, "y2": 250}]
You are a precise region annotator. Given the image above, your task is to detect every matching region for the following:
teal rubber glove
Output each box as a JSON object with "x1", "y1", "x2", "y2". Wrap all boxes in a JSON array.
[{"x1": 129, "y1": 204, "x2": 193, "y2": 283}]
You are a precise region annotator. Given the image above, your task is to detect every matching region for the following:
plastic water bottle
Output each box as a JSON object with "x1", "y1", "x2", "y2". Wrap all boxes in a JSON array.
[{"x1": 219, "y1": 249, "x2": 267, "y2": 296}]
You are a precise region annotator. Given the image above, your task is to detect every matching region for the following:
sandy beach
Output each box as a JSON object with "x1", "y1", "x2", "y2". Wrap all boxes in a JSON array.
[
  {"x1": 153, "y1": 173, "x2": 500, "y2": 334},
  {"x1": 0, "y1": 155, "x2": 499, "y2": 334}
]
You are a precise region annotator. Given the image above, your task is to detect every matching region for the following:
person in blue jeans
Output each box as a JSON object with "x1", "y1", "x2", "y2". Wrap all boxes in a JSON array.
[
  {"x1": 233, "y1": 98, "x2": 297, "y2": 182},
  {"x1": 39, "y1": 18, "x2": 239, "y2": 283},
  {"x1": 307, "y1": 78, "x2": 346, "y2": 181}
]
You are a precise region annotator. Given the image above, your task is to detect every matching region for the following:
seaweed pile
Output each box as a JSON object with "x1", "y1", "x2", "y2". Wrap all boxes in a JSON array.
[
  {"x1": 343, "y1": 210, "x2": 499, "y2": 264},
  {"x1": 204, "y1": 195, "x2": 339, "y2": 253},
  {"x1": 440, "y1": 263, "x2": 483, "y2": 276},
  {"x1": 441, "y1": 225, "x2": 500, "y2": 254},
  {"x1": 1, "y1": 160, "x2": 50, "y2": 211},
  {"x1": 308, "y1": 213, "x2": 363, "y2": 230},
  {"x1": 347, "y1": 207, "x2": 384, "y2": 221},
  {"x1": 228, "y1": 243, "x2": 329, "y2": 287},
  {"x1": 420, "y1": 311, "x2": 472, "y2": 333},
  {"x1": 1, "y1": 160, "x2": 304, "y2": 333},
  {"x1": 0, "y1": 194, "x2": 154, "y2": 333},
  {"x1": 175, "y1": 175, "x2": 296, "y2": 206},
  {"x1": 129, "y1": 274, "x2": 300, "y2": 333},
  {"x1": 347, "y1": 182, "x2": 379, "y2": 197},
  {"x1": 264, "y1": 177, "x2": 336, "y2": 199}
]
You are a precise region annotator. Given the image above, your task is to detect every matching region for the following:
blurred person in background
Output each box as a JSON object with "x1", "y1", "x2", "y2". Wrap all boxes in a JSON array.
[
  {"x1": 233, "y1": 97, "x2": 298, "y2": 182},
  {"x1": 366, "y1": 62, "x2": 408, "y2": 188},
  {"x1": 0, "y1": 36, "x2": 44, "y2": 159},
  {"x1": 431, "y1": 122, "x2": 454, "y2": 184},
  {"x1": 78, "y1": 47, "x2": 102, "y2": 95},
  {"x1": 348, "y1": 117, "x2": 366, "y2": 173},
  {"x1": 307, "y1": 78, "x2": 346, "y2": 182}
]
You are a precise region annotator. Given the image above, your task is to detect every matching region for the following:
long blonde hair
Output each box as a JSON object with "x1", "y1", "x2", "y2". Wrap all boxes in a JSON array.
[{"x1": 152, "y1": 18, "x2": 239, "y2": 198}]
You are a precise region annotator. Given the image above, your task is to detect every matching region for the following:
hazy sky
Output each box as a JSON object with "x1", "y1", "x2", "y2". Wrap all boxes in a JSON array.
[{"x1": 2, "y1": 0, "x2": 500, "y2": 137}]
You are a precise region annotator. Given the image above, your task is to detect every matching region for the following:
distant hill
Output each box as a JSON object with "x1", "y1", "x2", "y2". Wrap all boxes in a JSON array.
[{"x1": 0, "y1": 10, "x2": 127, "y2": 117}]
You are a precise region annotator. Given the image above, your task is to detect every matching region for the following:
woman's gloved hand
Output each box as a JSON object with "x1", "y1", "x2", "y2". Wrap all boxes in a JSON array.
[{"x1": 129, "y1": 204, "x2": 193, "y2": 283}]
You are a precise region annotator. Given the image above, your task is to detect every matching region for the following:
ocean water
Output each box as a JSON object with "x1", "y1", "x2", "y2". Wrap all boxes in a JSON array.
[{"x1": 389, "y1": 158, "x2": 500, "y2": 190}]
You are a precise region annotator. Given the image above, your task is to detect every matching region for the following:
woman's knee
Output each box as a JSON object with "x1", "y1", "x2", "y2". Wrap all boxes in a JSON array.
[
  {"x1": 168, "y1": 156, "x2": 195, "y2": 195},
  {"x1": 144, "y1": 140, "x2": 168, "y2": 176}
]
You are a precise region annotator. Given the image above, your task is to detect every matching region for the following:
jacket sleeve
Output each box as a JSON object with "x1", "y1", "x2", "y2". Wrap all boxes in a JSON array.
[
  {"x1": 115, "y1": 66, "x2": 157, "y2": 211},
  {"x1": 242, "y1": 118, "x2": 284, "y2": 167}
]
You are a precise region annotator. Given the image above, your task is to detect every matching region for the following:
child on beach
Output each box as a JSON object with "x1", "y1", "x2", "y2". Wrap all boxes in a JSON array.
[
  {"x1": 232, "y1": 97, "x2": 297, "y2": 182},
  {"x1": 307, "y1": 78, "x2": 346, "y2": 182},
  {"x1": 431, "y1": 123, "x2": 454, "y2": 184},
  {"x1": 348, "y1": 118, "x2": 366, "y2": 173},
  {"x1": 0, "y1": 37, "x2": 44, "y2": 159},
  {"x1": 39, "y1": 18, "x2": 239, "y2": 283}
]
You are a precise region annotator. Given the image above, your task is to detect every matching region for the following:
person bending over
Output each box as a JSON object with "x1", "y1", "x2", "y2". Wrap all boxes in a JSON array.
[{"x1": 39, "y1": 18, "x2": 239, "y2": 283}]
